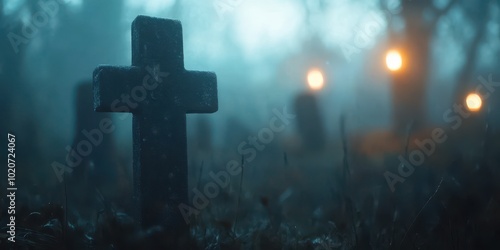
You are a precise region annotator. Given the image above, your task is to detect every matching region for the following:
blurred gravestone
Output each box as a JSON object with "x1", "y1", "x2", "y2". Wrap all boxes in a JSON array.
[
  {"x1": 293, "y1": 92, "x2": 326, "y2": 151},
  {"x1": 71, "y1": 82, "x2": 118, "y2": 183},
  {"x1": 69, "y1": 82, "x2": 119, "y2": 213},
  {"x1": 93, "y1": 16, "x2": 218, "y2": 245},
  {"x1": 221, "y1": 117, "x2": 254, "y2": 155}
]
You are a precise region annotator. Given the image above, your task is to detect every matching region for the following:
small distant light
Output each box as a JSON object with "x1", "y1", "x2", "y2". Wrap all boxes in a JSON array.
[
  {"x1": 466, "y1": 93, "x2": 482, "y2": 112},
  {"x1": 386, "y1": 50, "x2": 403, "y2": 71},
  {"x1": 307, "y1": 69, "x2": 324, "y2": 91}
]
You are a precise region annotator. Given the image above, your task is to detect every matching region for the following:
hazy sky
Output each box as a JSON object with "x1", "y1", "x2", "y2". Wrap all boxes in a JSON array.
[{"x1": 5, "y1": 0, "x2": 496, "y2": 150}]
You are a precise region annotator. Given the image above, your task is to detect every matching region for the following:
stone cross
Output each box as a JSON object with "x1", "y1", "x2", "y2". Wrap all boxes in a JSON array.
[{"x1": 92, "y1": 16, "x2": 218, "y2": 235}]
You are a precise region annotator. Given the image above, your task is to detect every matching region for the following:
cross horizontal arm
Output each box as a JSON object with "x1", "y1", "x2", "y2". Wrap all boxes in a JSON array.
[
  {"x1": 93, "y1": 66, "x2": 144, "y2": 112},
  {"x1": 181, "y1": 70, "x2": 218, "y2": 114}
]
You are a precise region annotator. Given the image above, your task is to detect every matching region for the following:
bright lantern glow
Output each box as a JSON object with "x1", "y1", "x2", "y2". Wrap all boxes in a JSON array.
[
  {"x1": 386, "y1": 50, "x2": 403, "y2": 71},
  {"x1": 466, "y1": 93, "x2": 482, "y2": 112},
  {"x1": 307, "y1": 69, "x2": 324, "y2": 91}
]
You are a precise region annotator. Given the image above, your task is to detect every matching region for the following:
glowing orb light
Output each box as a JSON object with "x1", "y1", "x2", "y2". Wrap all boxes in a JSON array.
[
  {"x1": 386, "y1": 50, "x2": 403, "y2": 71},
  {"x1": 307, "y1": 69, "x2": 324, "y2": 91},
  {"x1": 466, "y1": 93, "x2": 482, "y2": 112}
]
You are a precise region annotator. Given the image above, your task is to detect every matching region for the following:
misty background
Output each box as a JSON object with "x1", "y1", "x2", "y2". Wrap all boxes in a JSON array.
[
  {"x1": 1, "y1": 0, "x2": 499, "y2": 190},
  {"x1": 2, "y1": 0, "x2": 500, "y2": 248}
]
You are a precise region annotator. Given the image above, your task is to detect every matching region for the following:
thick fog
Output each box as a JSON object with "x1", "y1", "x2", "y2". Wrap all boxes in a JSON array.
[
  {"x1": 2, "y1": 1, "x2": 500, "y2": 248},
  {"x1": 6, "y1": 1, "x2": 389, "y2": 148}
]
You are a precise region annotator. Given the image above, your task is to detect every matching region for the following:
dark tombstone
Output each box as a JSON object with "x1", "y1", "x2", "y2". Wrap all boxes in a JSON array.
[
  {"x1": 293, "y1": 92, "x2": 326, "y2": 151},
  {"x1": 68, "y1": 82, "x2": 122, "y2": 221},
  {"x1": 71, "y1": 82, "x2": 117, "y2": 185},
  {"x1": 93, "y1": 15, "x2": 218, "y2": 243}
]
